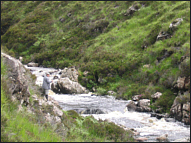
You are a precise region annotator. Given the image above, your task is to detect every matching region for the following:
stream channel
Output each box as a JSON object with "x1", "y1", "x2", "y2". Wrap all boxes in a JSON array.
[{"x1": 25, "y1": 65, "x2": 190, "y2": 142}]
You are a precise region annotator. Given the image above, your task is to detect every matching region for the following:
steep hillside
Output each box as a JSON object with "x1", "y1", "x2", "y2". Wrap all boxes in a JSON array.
[{"x1": 1, "y1": 1, "x2": 190, "y2": 113}]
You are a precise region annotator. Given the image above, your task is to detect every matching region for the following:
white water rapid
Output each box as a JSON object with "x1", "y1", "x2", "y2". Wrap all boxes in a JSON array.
[{"x1": 25, "y1": 65, "x2": 190, "y2": 142}]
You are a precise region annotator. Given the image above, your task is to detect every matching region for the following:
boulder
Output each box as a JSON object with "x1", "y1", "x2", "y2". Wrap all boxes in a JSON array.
[
  {"x1": 156, "y1": 134, "x2": 168, "y2": 142},
  {"x1": 182, "y1": 102, "x2": 190, "y2": 125},
  {"x1": 135, "y1": 106, "x2": 152, "y2": 112},
  {"x1": 60, "y1": 67, "x2": 79, "y2": 82},
  {"x1": 51, "y1": 77, "x2": 88, "y2": 94},
  {"x1": 138, "y1": 99, "x2": 150, "y2": 107},
  {"x1": 177, "y1": 76, "x2": 186, "y2": 90},
  {"x1": 27, "y1": 62, "x2": 38, "y2": 67},
  {"x1": 151, "y1": 92, "x2": 162, "y2": 100},
  {"x1": 136, "y1": 99, "x2": 152, "y2": 112},
  {"x1": 126, "y1": 100, "x2": 137, "y2": 111}
]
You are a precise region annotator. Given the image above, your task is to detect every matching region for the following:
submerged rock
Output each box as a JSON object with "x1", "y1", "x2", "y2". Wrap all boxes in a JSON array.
[
  {"x1": 80, "y1": 108, "x2": 106, "y2": 114},
  {"x1": 156, "y1": 134, "x2": 168, "y2": 142}
]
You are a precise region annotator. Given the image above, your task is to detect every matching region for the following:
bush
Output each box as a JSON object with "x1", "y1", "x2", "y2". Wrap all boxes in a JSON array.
[
  {"x1": 154, "y1": 90, "x2": 176, "y2": 113},
  {"x1": 96, "y1": 87, "x2": 107, "y2": 95}
]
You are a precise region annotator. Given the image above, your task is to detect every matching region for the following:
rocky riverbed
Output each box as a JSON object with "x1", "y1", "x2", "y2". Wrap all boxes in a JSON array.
[{"x1": 25, "y1": 65, "x2": 190, "y2": 142}]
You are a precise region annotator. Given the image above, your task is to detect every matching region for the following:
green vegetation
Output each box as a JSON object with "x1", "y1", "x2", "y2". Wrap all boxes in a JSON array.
[
  {"x1": 1, "y1": 57, "x2": 135, "y2": 142},
  {"x1": 1, "y1": 1, "x2": 190, "y2": 115}
]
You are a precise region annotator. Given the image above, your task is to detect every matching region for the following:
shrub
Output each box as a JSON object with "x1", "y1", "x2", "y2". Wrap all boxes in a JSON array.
[
  {"x1": 96, "y1": 87, "x2": 107, "y2": 95},
  {"x1": 154, "y1": 90, "x2": 176, "y2": 113}
]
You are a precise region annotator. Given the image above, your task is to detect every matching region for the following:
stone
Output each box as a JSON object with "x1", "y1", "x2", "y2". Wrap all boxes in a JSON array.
[
  {"x1": 169, "y1": 18, "x2": 183, "y2": 30},
  {"x1": 151, "y1": 92, "x2": 162, "y2": 99},
  {"x1": 157, "y1": 31, "x2": 171, "y2": 41},
  {"x1": 59, "y1": 18, "x2": 65, "y2": 23},
  {"x1": 135, "y1": 137, "x2": 148, "y2": 142},
  {"x1": 19, "y1": 56, "x2": 23, "y2": 62},
  {"x1": 132, "y1": 95, "x2": 141, "y2": 101},
  {"x1": 135, "y1": 106, "x2": 152, "y2": 112},
  {"x1": 177, "y1": 76, "x2": 186, "y2": 89},
  {"x1": 184, "y1": 76, "x2": 190, "y2": 90},
  {"x1": 53, "y1": 106, "x2": 63, "y2": 117},
  {"x1": 27, "y1": 62, "x2": 38, "y2": 67},
  {"x1": 165, "y1": 118, "x2": 176, "y2": 122},
  {"x1": 126, "y1": 100, "x2": 137, "y2": 111},
  {"x1": 138, "y1": 99, "x2": 150, "y2": 107},
  {"x1": 60, "y1": 67, "x2": 79, "y2": 82},
  {"x1": 156, "y1": 134, "x2": 168, "y2": 142},
  {"x1": 143, "y1": 64, "x2": 150, "y2": 68},
  {"x1": 83, "y1": 71, "x2": 89, "y2": 76}
]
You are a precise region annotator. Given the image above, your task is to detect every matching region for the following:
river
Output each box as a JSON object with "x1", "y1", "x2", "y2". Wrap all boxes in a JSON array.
[{"x1": 25, "y1": 65, "x2": 190, "y2": 142}]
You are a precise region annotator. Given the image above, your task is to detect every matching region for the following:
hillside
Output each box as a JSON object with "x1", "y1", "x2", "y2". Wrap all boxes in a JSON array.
[{"x1": 1, "y1": 1, "x2": 190, "y2": 114}]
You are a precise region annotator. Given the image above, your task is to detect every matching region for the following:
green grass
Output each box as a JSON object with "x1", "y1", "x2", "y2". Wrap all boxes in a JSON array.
[{"x1": 1, "y1": 1, "x2": 190, "y2": 113}]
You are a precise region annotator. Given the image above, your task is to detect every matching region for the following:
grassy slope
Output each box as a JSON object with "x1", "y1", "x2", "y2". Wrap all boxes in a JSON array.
[{"x1": 1, "y1": 1, "x2": 190, "y2": 113}]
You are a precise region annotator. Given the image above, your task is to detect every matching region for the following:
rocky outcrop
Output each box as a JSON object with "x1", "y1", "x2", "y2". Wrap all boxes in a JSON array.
[
  {"x1": 1, "y1": 53, "x2": 31, "y2": 106},
  {"x1": 174, "y1": 76, "x2": 190, "y2": 91},
  {"x1": 51, "y1": 77, "x2": 88, "y2": 94},
  {"x1": 170, "y1": 95, "x2": 190, "y2": 125}
]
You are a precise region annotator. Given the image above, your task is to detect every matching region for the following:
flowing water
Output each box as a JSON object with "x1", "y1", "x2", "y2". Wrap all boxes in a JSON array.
[{"x1": 25, "y1": 65, "x2": 190, "y2": 142}]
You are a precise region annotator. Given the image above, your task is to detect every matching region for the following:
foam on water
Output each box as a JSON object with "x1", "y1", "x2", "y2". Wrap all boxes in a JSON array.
[{"x1": 25, "y1": 65, "x2": 190, "y2": 142}]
